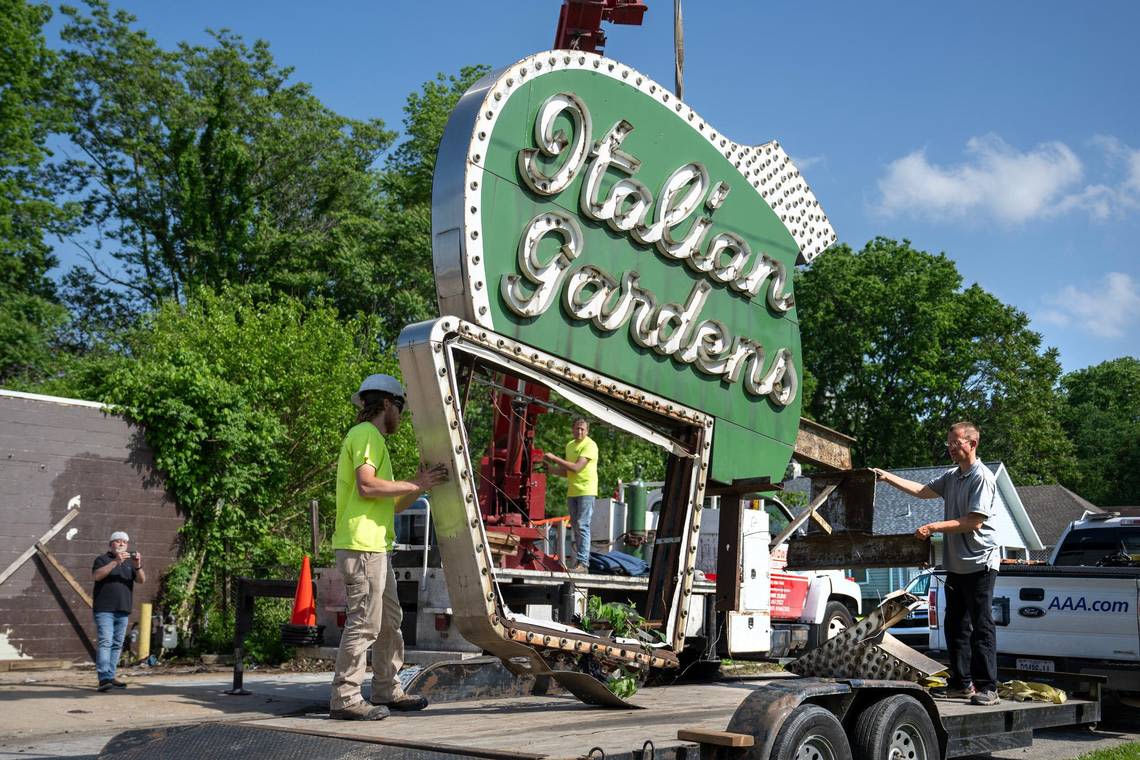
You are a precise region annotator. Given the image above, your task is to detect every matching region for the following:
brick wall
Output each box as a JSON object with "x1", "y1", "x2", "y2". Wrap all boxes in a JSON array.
[{"x1": 0, "y1": 391, "x2": 182, "y2": 663}]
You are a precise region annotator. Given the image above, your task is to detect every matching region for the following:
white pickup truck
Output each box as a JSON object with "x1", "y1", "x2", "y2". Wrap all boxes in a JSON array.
[{"x1": 929, "y1": 511, "x2": 1140, "y2": 693}]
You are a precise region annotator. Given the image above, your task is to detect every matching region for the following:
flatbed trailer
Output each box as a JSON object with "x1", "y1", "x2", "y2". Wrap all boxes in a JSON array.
[{"x1": 247, "y1": 670, "x2": 1102, "y2": 760}]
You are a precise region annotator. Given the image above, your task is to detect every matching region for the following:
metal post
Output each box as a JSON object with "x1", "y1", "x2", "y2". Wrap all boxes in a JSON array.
[
  {"x1": 137, "y1": 602, "x2": 152, "y2": 661},
  {"x1": 309, "y1": 499, "x2": 320, "y2": 558}
]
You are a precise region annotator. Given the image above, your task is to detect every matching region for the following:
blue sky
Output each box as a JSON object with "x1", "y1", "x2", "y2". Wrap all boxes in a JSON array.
[{"x1": 47, "y1": 1, "x2": 1139, "y2": 373}]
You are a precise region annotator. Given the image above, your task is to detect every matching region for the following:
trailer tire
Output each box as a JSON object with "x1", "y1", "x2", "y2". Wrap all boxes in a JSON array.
[
  {"x1": 808, "y1": 601, "x2": 854, "y2": 650},
  {"x1": 853, "y1": 694, "x2": 937, "y2": 760},
  {"x1": 770, "y1": 704, "x2": 852, "y2": 760}
]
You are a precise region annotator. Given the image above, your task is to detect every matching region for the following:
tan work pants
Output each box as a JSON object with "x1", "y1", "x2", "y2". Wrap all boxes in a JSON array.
[{"x1": 329, "y1": 550, "x2": 404, "y2": 710}]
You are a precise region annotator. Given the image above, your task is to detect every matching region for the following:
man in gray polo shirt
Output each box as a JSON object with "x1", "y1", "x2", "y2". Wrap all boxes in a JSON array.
[{"x1": 872, "y1": 421, "x2": 1000, "y2": 706}]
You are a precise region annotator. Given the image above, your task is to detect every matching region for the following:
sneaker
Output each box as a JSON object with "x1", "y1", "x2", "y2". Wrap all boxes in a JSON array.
[
  {"x1": 373, "y1": 693, "x2": 428, "y2": 711},
  {"x1": 931, "y1": 683, "x2": 975, "y2": 699},
  {"x1": 970, "y1": 689, "x2": 1000, "y2": 706},
  {"x1": 97, "y1": 680, "x2": 113, "y2": 692},
  {"x1": 111, "y1": 678, "x2": 128, "y2": 688},
  {"x1": 329, "y1": 701, "x2": 390, "y2": 721}
]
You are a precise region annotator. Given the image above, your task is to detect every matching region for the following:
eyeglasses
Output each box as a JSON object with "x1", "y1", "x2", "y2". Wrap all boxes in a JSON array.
[
  {"x1": 946, "y1": 439, "x2": 975, "y2": 449},
  {"x1": 392, "y1": 398, "x2": 405, "y2": 413}
]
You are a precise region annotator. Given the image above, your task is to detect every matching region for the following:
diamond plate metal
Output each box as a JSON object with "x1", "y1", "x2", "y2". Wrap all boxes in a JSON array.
[{"x1": 786, "y1": 593, "x2": 944, "y2": 682}]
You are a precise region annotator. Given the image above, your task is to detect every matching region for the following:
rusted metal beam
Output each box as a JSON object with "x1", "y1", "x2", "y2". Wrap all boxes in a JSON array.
[
  {"x1": 706, "y1": 476, "x2": 780, "y2": 497},
  {"x1": 715, "y1": 495, "x2": 744, "y2": 612},
  {"x1": 785, "y1": 534, "x2": 931, "y2": 570},
  {"x1": 794, "y1": 418, "x2": 855, "y2": 471}
]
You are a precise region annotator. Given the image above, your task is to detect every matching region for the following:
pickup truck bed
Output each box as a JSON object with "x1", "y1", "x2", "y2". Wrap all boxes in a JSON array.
[{"x1": 930, "y1": 564, "x2": 1140, "y2": 691}]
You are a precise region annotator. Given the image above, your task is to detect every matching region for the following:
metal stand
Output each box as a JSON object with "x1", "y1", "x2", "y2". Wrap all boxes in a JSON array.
[{"x1": 224, "y1": 578, "x2": 299, "y2": 696}]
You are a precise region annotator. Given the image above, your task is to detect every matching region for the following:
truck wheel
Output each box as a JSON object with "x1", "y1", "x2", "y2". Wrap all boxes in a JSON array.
[
  {"x1": 808, "y1": 601, "x2": 854, "y2": 649},
  {"x1": 770, "y1": 704, "x2": 852, "y2": 760},
  {"x1": 853, "y1": 694, "x2": 937, "y2": 760}
]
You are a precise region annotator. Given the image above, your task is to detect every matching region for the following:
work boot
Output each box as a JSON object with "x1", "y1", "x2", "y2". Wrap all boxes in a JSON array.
[
  {"x1": 931, "y1": 683, "x2": 975, "y2": 699},
  {"x1": 373, "y1": 693, "x2": 428, "y2": 711},
  {"x1": 111, "y1": 678, "x2": 128, "y2": 688},
  {"x1": 97, "y1": 680, "x2": 113, "y2": 692},
  {"x1": 970, "y1": 689, "x2": 1000, "y2": 706},
  {"x1": 329, "y1": 701, "x2": 390, "y2": 721}
]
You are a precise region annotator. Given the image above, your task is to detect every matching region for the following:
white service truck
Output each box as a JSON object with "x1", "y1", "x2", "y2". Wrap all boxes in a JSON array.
[{"x1": 929, "y1": 511, "x2": 1140, "y2": 693}]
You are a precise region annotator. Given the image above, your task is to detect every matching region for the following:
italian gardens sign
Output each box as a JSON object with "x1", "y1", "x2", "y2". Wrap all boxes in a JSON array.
[{"x1": 431, "y1": 52, "x2": 836, "y2": 484}]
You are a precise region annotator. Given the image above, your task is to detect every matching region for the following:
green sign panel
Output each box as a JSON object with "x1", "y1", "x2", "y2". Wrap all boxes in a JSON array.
[{"x1": 432, "y1": 52, "x2": 835, "y2": 484}]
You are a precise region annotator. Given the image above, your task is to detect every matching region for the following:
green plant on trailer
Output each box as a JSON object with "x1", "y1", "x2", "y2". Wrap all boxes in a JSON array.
[{"x1": 579, "y1": 596, "x2": 663, "y2": 698}]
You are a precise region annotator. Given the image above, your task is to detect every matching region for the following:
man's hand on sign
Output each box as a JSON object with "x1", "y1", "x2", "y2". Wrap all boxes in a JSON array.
[{"x1": 415, "y1": 463, "x2": 450, "y2": 491}]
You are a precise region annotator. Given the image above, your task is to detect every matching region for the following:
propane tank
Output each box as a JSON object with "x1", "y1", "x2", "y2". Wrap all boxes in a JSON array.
[{"x1": 624, "y1": 465, "x2": 647, "y2": 559}]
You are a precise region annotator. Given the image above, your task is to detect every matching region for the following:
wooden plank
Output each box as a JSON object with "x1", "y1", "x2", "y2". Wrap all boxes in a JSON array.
[
  {"x1": 0, "y1": 658, "x2": 73, "y2": 672},
  {"x1": 0, "y1": 508, "x2": 81, "y2": 587},
  {"x1": 35, "y1": 542, "x2": 94, "y2": 608},
  {"x1": 677, "y1": 729, "x2": 754, "y2": 747},
  {"x1": 769, "y1": 484, "x2": 836, "y2": 550}
]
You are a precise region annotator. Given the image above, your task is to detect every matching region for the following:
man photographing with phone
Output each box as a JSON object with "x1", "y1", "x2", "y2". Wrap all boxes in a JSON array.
[{"x1": 91, "y1": 530, "x2": 145, "y2": 692}]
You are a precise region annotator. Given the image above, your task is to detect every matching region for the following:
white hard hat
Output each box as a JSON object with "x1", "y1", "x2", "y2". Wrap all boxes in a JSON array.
[{"x1": 351, "y1": 374, "x2": 406, "y2": 408}]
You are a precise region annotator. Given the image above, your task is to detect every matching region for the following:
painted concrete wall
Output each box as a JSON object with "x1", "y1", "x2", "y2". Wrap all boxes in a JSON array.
[{"x1": 0, "y1": 391, "x2": 182, "y2": 663}]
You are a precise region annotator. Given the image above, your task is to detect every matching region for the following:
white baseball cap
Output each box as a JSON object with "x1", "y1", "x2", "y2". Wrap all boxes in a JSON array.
[
  {"x1": 109, "y1": 531, "x2": 129, "y2": 543},
  {"x1": 351, "y1": 374, "x2": 406, "y2": 408}
]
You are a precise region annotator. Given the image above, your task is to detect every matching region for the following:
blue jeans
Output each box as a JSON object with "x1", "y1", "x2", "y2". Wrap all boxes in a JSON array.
[
  {"x1": 568, "y1": 495, "x2": 595, "y2": 565},
  {"x1": 94, "y1": 611, "x2": 130, "y2": 683}
]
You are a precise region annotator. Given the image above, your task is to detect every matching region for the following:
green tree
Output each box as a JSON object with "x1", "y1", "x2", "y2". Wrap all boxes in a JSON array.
[
  {"x1": 1058, "y1": 357, "x2": 1140, "y2": 506},
  {"x1": 796, "y1": 237, "x2": 1075, "y2": 482},
  {"x1": 0, "y1": 0, "x2": 73, "y2": 381},
  {"x1": 348, "y1": 65, "x2": 491, "y2": 344},
  {"x1": 55, "y1": 1, "x2": 394, "y2": 317},
  {"x1": 83, "y1": 285, "x2": 416, "y2": 647}
]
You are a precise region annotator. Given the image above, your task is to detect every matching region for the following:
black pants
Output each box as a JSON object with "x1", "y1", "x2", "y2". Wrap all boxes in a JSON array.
[{"x1": 944, "y1": 569, "x2": 997, "y2": 692}]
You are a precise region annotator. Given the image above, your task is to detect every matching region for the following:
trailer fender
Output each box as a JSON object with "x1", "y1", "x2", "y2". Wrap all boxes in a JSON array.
[{"x1": 725, "y1": 679, "x2": 947, "y2": 760}]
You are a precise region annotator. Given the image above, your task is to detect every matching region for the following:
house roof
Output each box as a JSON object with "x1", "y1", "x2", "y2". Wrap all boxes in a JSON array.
[
  {"x1": 1014, "y1": 485, "x2": 1102, "y2": 548},
  {"x1": 784, "y1": 461, "x2": 1044, "y2": 551}
]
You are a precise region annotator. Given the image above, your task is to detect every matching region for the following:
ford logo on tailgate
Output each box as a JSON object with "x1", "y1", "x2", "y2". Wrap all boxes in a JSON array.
[{"x1": 1019, "y1": 606, "x2": 1046, "y2": 618}]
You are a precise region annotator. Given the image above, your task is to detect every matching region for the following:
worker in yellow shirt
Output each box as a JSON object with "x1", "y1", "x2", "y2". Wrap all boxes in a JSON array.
[
  {"x1": 543, "y1": 417, "x2": 599, "y2": 573},
  {"x1": 329, "y1": 374, "x2": 449, "y2": 721}
]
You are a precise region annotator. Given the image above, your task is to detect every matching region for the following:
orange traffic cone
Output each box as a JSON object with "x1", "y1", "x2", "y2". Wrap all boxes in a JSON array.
[{"x1": 290, "y1": 556, "x2": 316, "y2": 626}]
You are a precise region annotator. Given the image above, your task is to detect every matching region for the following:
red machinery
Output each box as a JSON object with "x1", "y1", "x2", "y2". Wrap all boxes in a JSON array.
[
  {"x1": 553, "y1": 0, "x2": 648, "y2": 54},
  {"x1": 478, "y1": 376, "x2": 564, "y2": 571},
  {"x1": 472, "y1": 1, "x2": 650, "y2": 571}
]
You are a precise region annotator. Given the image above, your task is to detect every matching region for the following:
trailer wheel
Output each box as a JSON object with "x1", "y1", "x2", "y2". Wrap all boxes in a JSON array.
[
  {"x1": 770, "y1": 704, "x2": 852, "y2": 760},
  {"x1": 808, "y1": 601, "x2": 854, "y2": 650},
  {"x1": 853, "y1": 694, "x2": 937, "y2": 760}
]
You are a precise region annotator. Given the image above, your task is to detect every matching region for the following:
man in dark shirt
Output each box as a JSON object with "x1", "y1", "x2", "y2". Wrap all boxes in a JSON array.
[
  {"x1": 91, "y1": 531, "x2": 145, "y2": 691},
  {"x1": 873, "y1": 421, "x2": 1001, "y2": 706}
]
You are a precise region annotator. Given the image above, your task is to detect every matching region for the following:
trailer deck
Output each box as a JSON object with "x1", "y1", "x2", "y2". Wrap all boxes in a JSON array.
[{"x1": 248, "y1": 675, "x2": 1101, "y2": 760}]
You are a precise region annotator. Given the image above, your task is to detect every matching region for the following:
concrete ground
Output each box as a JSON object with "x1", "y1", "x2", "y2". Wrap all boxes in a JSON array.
[{"x1": 0, "y1": 664, "x2": 1137, "y2": 759}]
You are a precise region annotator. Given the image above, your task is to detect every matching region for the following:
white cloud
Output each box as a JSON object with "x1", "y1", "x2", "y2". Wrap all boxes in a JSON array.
[
  {"x1": 791, "y1": 154, "x2": 825, "y2": 172},
  {"x1": 1038, "y1": 272, "x2": 1140, "y2": 339},
  {"x1": 877, "y1": 134, "x2": 1140, "y2": 223}
]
